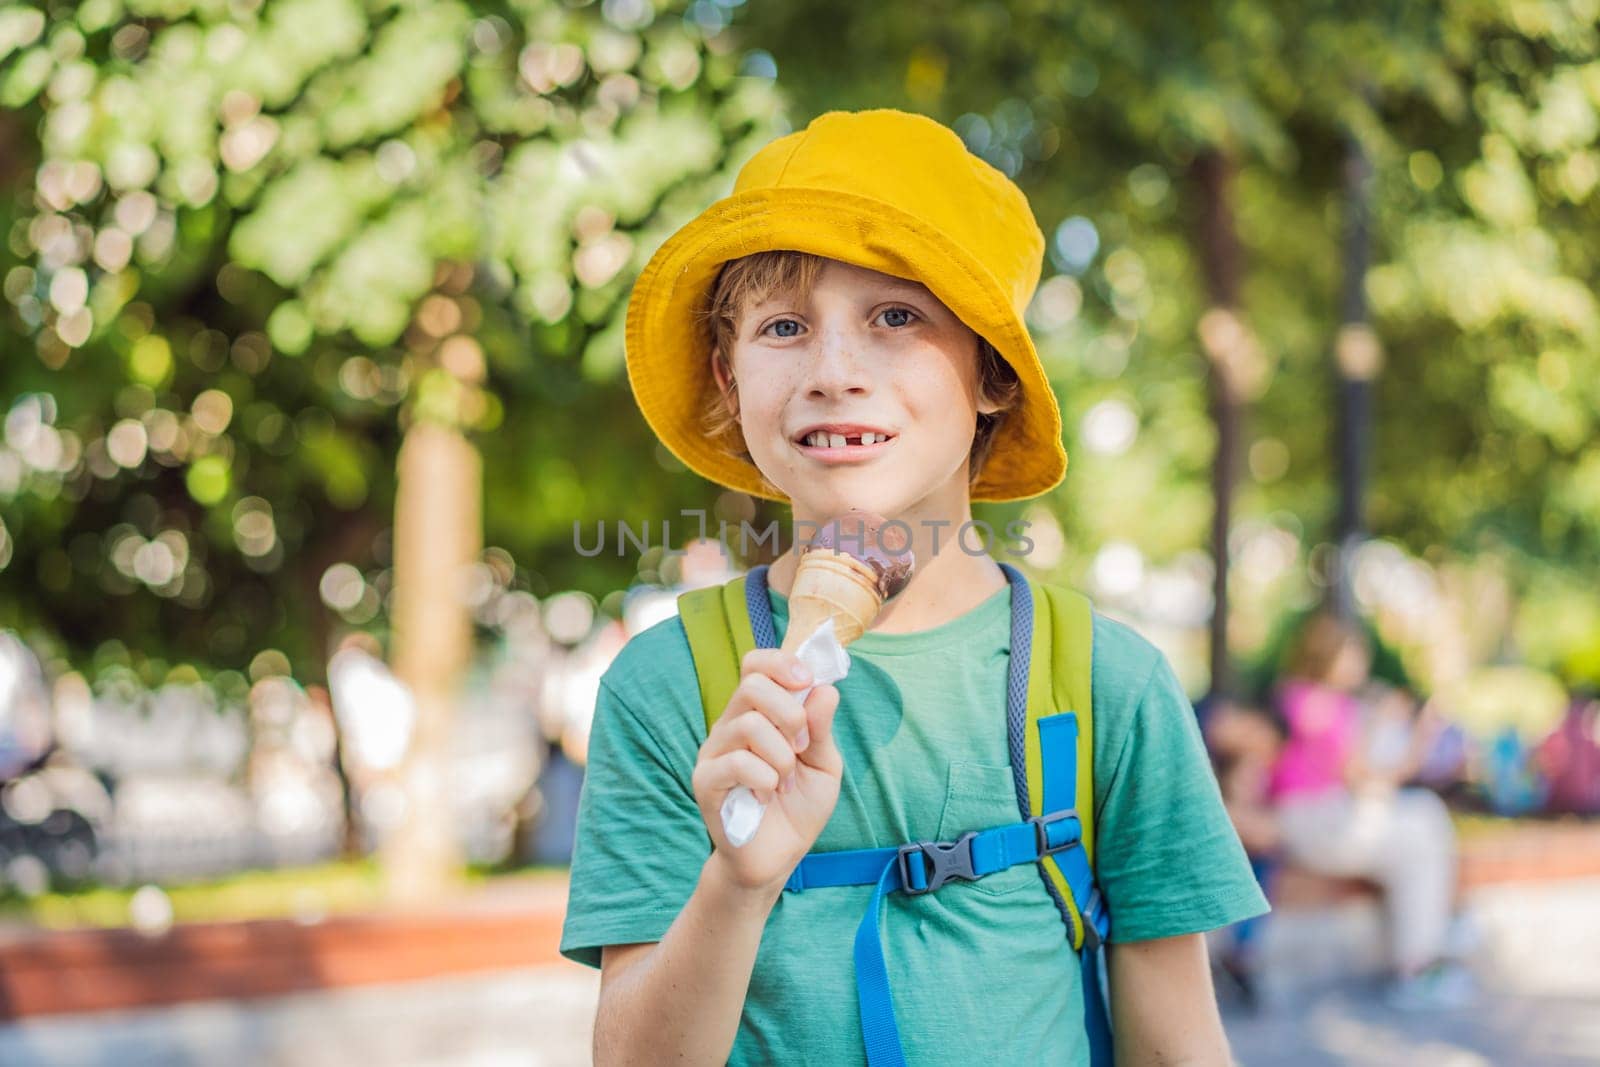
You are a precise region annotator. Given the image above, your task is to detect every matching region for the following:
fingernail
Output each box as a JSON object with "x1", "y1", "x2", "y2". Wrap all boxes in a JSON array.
[
  {"x1": 783, "y1": 773, "x2": 797, "y2": 793},
  {"x1": 795, "y1": 727, "x2": 810, "y2": 752},
  {"x1": 790, "y1": 663, "x2": 811, "y2": 685}
]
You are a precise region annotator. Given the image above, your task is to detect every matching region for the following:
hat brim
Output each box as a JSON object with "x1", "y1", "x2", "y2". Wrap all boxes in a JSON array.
[{"x1": 624, "y1": 185, "x2": 1066, "y2": 504}]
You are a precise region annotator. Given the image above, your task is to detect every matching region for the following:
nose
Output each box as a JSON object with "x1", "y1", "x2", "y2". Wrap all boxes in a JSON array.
[{"x1": 803, "y1": 328, "x2": 871, "y2": 400}]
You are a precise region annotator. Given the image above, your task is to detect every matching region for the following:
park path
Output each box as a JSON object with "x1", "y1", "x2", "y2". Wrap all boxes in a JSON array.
[
  {"x1": 0, "y1": 964, "x2": 600, "y2": 1067},
  {"x1": 1, "y1": 876, "x2": 1595, "y2": 1066}
]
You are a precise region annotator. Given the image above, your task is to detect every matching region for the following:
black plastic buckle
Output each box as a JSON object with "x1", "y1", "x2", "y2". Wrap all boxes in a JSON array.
[
  {"x1": 1028, "y1": 808, "x2": 1079, "y2": 857},
  {"x1": 896, "y1": 831, "x2": 979, "y2": 895}
]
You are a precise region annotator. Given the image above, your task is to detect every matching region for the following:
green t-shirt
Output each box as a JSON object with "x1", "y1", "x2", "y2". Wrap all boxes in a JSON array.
[{"x1": 560, "y1": 579, "x2": 1269, "y2": 1065}]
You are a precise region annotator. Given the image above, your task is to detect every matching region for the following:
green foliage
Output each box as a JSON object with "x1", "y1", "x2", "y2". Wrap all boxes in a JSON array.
[{"x1": 0, "y1": 0, "x2": 783, "y2": 681}]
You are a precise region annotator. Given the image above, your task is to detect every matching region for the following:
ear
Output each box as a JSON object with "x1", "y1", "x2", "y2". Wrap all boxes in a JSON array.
[
  {"x1": 975, "y1": 374, "x2": 1005, "y2": 417},
  {"x1": 972, "y1": 334, "x2": 1005, "y2": 417},
  {"x1": 711, "y1": 349, "x2": 739, "y2": 419}
]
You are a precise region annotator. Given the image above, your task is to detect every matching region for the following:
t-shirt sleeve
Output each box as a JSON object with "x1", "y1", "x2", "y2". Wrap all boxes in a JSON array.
[
  {"x1": 1090, "y1": 618, "x2": 1271, "y2": 943},
  {"x1": 559, "y1": 619, "x2": 713, "y2": 970}
]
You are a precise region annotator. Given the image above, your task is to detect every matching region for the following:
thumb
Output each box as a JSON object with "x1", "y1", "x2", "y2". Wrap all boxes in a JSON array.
[{"x1": 798, "y1": 683, "x2": 842, "y2": 775}]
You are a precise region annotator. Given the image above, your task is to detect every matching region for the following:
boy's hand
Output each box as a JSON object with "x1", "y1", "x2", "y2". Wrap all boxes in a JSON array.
[{"x1": 692, "y1": 648, "x2": 844, "y2": 894}]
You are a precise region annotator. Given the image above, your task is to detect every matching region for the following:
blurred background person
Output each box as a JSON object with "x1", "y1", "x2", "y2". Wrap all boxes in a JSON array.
[
  {"x1": 1353, "y1": 679, "x2": 1476, "y2": 807},
  {"x1": 1536, "y1": 688, "x2": 1600, "y2": 818},
  {"x1": 1266, "y1": 611, "x2": 1475, "y2": 1010},
  {"x1": 1202, "y1": 696, "x2": 1286, "y2": 1009}
]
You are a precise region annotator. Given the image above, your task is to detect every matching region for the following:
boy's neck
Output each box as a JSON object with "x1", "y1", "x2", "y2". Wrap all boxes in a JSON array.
[{"x1": 765, "y1": 508, "x2": 1007, "y2": 636}]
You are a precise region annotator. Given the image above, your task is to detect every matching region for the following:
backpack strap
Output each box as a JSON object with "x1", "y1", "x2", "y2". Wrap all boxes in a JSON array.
[
  {"x1": 1041, "y1": 581, "x2": 1096, "y2": 867},
  {"x1": 1003, "y1": 563, "x2": 1105, "y2": 951},
  {"x1": 676, "y1": 566, "x2": 770, "y2": 735},
  {"x1": 1003, "y1": 564, "x2": 1112, "y2": 1064}
]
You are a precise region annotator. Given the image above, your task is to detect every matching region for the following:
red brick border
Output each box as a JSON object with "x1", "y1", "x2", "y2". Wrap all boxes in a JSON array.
[{"x1": 0, "y1": 890, "x2": 571, "y2": 1019}]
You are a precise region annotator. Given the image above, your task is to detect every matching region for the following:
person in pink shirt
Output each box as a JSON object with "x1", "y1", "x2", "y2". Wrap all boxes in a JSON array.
[{"x1": 1270, "y1": 612, "x2": 1475, "y2": 1010}]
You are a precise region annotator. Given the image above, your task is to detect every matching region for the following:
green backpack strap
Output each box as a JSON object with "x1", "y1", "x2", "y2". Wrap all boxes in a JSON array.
[
  {"x1": 677, "y1": 574, "x2": 759, "y2": 735},
  {"x1": 1021, "y1": 578, "x2": 1098, "y2": 947}
]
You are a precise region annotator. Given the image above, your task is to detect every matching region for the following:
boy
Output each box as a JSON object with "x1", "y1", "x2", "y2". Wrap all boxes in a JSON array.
[{"x1": 560, "y1": 108, "x2": 1269, "y2": 1065}]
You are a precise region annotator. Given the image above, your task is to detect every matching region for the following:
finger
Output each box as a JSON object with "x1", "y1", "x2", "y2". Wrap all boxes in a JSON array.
[
  {"x1": 738, "y1": 648, "x2": 813, "y2": 691},
  {"x1": 695, "y1": 749, "x2": 781, "y2": 799},
  {"x1": 715, "y1": 672, "x2": 808, "y2": 750},
  {"x1": 798, "y1": 683, "x2": 843, "y2": 774},
  {"x1": 727, "y1": 710, "x2": 799, "y2": 780},
  {"x1": 702, "y1": 700, "x2": 799, "y2": 778},
  {"x1": 740, "y1": 673, "x2": 810, "y2": 746}
]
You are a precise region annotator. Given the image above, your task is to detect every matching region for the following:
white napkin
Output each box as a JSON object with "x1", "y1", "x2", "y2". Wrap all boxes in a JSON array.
[{"x1": 720, "y1": 617, "x2": 851, "y2": 847}]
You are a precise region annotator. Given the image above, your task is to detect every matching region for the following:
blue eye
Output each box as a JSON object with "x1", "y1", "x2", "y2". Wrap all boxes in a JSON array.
[{"x1": 761, "y1": 308, "x2": 915, "y2": 337}]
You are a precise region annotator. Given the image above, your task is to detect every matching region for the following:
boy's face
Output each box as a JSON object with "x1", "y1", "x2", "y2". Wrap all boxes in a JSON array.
[{"x1": 717, "y1": 258, "x2": 994, "y2": 520}]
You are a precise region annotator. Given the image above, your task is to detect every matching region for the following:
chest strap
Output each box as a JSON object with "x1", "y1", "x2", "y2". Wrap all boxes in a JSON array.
[{"x1": 780, "y1": 757, "x2": 1110, "y2": 1067}]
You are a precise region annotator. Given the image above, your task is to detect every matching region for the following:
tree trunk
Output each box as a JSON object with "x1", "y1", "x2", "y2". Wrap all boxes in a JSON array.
[
  {"x1": 300, "y1": 509, "x2": 384, "y2": 859},
  {"x1": 383, "y1": 418, "x2": 481, "y2": 904},
  {"x1": 1194, "y1": 149, "x2": 1246, "y2": 699},
  {"x1": 1334, "y1": 133, "x2": 1377, "y2": 620}
]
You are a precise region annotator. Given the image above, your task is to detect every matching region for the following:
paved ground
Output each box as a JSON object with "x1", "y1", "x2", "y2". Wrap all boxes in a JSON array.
[
  {"x1": 0, "y1": 966, "x2": 601, "y2": 1067},
  {"x1": 2, "y1": 878, "x2": 1596, "y2": 1066},
  {"x1": 1225, "y1": 983, "x2": 1600, "y2": 1067},
  {"x1": 1226, "y1": 877, "x2": 1600, "y2": 1066}
]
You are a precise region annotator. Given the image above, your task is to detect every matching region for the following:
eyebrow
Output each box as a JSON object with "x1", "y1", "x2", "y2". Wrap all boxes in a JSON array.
[
  {"x1": 876, "y1": 276, "x2": 931, "y2": 296},
  {"x1": 744, "y1": 276, "x2": 932, "y2": 320}
]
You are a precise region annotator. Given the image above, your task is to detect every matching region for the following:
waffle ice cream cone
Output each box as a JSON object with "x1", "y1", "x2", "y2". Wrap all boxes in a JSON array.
[
  {"x1": 781, "y1": 552, "x2": 884, "y2": 651},
  {"x1": 781, "y1": 510, "x2": 914, "y2": 650}
]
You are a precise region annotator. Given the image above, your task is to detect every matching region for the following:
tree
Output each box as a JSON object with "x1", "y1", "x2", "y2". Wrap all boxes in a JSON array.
[{"x1": 1, "y1": 0, "x2": 783, "y2": 899}]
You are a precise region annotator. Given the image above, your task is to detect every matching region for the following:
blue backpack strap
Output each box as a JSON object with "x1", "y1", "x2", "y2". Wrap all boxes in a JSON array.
[
  {"x1": 744, "y1": 563, "x2": 779, "y2": 648},
  {"x1": 1001, "y1": 563, "x2": 1112, "y2": 1065},
  {"x1": 999, "y1": 566, "x2": 1106, "y2": 940},
  {"x1": 1003, "y1": 565, "x2": 1104, "y2": 941}
]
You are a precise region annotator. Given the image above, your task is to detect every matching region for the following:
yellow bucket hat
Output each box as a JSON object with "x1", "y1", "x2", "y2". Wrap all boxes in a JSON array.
[{"x1": 624, "y1": 107, "x2": 1066, "y2": 503}]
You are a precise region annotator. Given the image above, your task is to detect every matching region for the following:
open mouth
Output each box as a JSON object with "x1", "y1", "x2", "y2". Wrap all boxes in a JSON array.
[{"x1": 793, "y1": 425, "x2": 898, "y2": 462}]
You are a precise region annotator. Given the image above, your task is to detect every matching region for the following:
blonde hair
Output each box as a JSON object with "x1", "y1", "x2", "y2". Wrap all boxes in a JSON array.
[
  {"x1": 1285, "y1": 611, "x2": 1370, "y2": 687},
  {"x1": 693, "y1": 250, "x2": 1021, "y2": 486}
]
